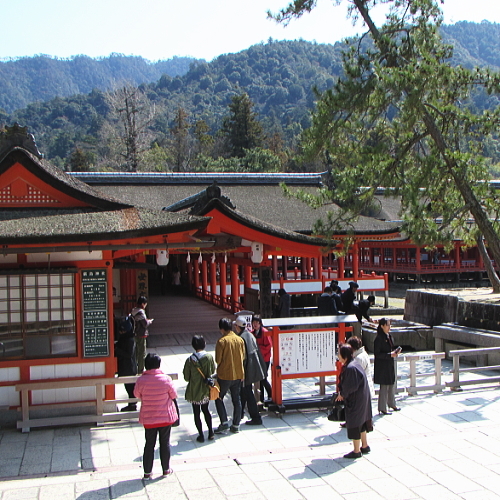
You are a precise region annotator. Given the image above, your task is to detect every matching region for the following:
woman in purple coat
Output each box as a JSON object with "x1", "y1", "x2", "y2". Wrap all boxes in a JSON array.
[
  {"x1": 134, "y1": 353, "x2": 178, "y2": 479},
  {"x1": 336, "y1": 343, "x2": 373, "y2": 459}
]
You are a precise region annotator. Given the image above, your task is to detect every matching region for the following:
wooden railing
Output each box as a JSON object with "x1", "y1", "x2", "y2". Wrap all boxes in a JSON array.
[{"x1": 16, "y1": 373, "x2": 178, "y2": 432}]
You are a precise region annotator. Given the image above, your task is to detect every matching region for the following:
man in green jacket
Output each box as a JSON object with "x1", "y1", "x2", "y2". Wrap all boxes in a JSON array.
[{"x1": 214, "y1": 317, "x2": 246, "y2": 434}]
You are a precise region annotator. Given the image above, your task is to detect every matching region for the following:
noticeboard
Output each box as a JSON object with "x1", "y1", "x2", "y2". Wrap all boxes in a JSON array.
[
  {"x1": 82, "y1": 269, "x2": 109, "y2": 358},
  {"x1": 279, "y1": 330, "x2": 337, "y2": 375}
]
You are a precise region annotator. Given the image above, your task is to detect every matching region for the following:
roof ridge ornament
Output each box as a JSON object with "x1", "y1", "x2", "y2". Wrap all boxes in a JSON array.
[{"x1": 0, "y1": 123, "x2": 43, "y2": 159}]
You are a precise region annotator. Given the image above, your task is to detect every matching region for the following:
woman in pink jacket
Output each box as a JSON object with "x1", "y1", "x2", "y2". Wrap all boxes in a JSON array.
[{"x1": 134, "y1": 353, "x2": 178, "y2": 479}]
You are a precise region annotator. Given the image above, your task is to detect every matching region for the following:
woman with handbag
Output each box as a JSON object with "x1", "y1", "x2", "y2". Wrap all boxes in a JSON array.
[
  {"x1": 374, "y1": 318, "x2": 402, "y2": 415},
  {"x1": 134, "y1": 353, "x2": 178, "y2": 479},
  {"x1": 336, "y1": 343, "x2": 373, "y2": 459},
  {"x1": 183, "y1": 335, "x2": 215, "y2": 442}
]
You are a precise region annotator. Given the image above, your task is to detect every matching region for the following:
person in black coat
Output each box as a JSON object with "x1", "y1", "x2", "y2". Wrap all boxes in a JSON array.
[
  {"x1": 341, "y1": 281, "x2": 359, "y2": 312},
  {"x1": 115, "y1": 316, "x2": 137, "y2": 411},
  {"x1": 317, "y1": 287, "x2": 338, "y2": 316},
  {"x1": 336, "y1": 343, "x2": 373, "y2": 459},
  {"x1": 373, "y1": 318, "x2": 401, "y2": 415}
]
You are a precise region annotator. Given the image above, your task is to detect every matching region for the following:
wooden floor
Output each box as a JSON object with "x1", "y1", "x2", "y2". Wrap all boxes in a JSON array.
[{"x1": 146, "y1": 290, "x2": 226, "y2": 347}]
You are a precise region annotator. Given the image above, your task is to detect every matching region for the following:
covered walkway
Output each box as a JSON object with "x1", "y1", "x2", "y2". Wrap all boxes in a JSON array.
[{"x1": 145, "y1": 291, "x2": 227, "y2": 347}]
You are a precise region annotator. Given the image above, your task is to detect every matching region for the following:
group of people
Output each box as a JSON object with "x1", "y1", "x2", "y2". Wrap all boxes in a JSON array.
[
  {"x1": 336, "y1": 317, "x2": 401, "y2": 458},
  {"x1": 120, "y1": 293, "x2": 402, "y2": 475},
  {"x1": 184, "y1": 315, "x2": 273, "y2": 439},
  {"x1": 128, "y1": 313, "x2": 273, "y2": 478},
  {"x1": 318, "y1": 280, "x2": 376, "y2": 323}
]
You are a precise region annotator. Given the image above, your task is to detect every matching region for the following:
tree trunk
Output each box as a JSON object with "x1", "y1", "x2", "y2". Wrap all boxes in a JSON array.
[{"x1": 476, "y1": 236, "x2": 500, "y2": 293}]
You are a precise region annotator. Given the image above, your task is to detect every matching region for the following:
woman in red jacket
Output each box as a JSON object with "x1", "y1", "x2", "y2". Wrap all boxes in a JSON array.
[
  {"x1": 134, "y1": 353, "x2": 178, "y2": 480},
  {"x1": 252, "y1": 315, "x2": 272, "y2": 402}
]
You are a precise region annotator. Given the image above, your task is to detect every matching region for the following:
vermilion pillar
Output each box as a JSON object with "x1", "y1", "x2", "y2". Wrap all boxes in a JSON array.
[
  {"x1": 201, "y1": 260, "x2": 208, "y2": 297},
  {"x1": 193, "y1": 260, "x2": 200, "y2": 290},
  {"x1": 244, "y1": 264, "x2": 252, "y2": 290},
  {"x1": 272, "y1": 255, "x2": 278, "y2": 280},
  {"x1": 187, "y1": 260, "x2": 193, "y2": 291},
  {"x1": 220, "y1": 261, "x2": 227, "y2": 305},
  {"x1": 210, "y1": 260, "x2": 217, "y2": 303},
  {"x1": 231, "y1": 263, "x2": 240, "y2": 312},
  {"x1": 352, "y1": 244, "x2": 359, "y2": 278},
  {"x1": 338, "y1": 256, "x2": 345, "y2": 279}
]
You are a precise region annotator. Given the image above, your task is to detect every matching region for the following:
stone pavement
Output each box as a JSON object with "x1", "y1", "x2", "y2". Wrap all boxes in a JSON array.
[{"x1": 1, "y1": 343, "x2": 500, "y2": 499}]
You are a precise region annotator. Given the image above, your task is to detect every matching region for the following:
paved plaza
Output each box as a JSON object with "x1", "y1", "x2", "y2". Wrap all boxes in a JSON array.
[{"x1": 1, "y1": 343, "x2": 500, "y2": 500}]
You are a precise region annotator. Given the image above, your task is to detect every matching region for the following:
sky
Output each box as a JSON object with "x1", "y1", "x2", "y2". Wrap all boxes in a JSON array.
[{"x1": 1, "y1": 0, "x2": 500, "y2": 63}]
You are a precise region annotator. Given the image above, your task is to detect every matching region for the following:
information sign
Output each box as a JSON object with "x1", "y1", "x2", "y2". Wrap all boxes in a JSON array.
[
  {"x1": 82, "y1": 269, "x2": 109, "y2": 357},
  {"x1": 279, "y1": 330, "x2": 337, "y2": 374}
]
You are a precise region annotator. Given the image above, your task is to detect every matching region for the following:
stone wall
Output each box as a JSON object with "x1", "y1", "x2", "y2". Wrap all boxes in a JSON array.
[
  {"x1": 405, "y1": 289, "x2": 500, "y2": 331},
  {"x1": 404, "y1": 290, "x2": 460, "y2": 326}
]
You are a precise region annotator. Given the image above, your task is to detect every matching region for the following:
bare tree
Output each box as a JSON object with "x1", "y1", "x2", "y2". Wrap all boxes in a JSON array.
[{"x1": 106, "y1": 84, "x2": 155, "y2": 171}]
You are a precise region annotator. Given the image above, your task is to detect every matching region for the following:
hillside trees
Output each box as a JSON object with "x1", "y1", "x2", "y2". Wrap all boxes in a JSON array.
[
  {"x1": 221, "y1": 93, "x2": 264, "y2": 158},
  {"x1": 273, "y1": 0, "x2": 500, "y2": 289},
  {"x1": 106, "y1": 84, "x2": 156, "y2": 171}
]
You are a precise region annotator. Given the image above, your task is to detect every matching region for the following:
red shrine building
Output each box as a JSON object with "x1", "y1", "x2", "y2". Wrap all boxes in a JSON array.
[{"x1": 0, "y1": 125, "x2": 490, "y2": 421}]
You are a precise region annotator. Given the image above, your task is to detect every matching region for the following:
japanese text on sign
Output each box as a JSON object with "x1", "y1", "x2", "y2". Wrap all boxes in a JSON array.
[
  {"x1": 82, "y1": 269, "x2": 109, "y2": 357},
  {"x1": 279, "y1": 330, "x2": 337, "y2": 374}
]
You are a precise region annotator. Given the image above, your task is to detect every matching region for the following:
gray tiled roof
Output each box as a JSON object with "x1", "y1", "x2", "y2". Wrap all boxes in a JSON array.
[
  {"x1": 92, "y1": 183, "x2": 402, "y2": 235},
  {"x1": 0, "y1": 207, "x2": 209, "y2": 244}
]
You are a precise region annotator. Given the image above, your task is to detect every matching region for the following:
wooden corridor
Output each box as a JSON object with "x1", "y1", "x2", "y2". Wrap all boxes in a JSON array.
[{"x1": 145, "y1": 290, "x2": 227, "y2": 347}]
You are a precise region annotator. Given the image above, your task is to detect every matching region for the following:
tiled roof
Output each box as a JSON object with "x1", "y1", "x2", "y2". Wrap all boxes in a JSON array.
[
  {"x1": 91, "y1": 183, "x2": 402, "y2": 236},
  {"x1": 0, "y1": 207, "x2": 209, "y2": 245}
]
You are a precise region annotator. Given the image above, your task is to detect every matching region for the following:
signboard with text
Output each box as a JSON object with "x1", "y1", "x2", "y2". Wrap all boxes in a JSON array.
[
  {"x1": 279, "y1": 330, "x2": 337, "y2": 375},
  {"x1": 82, "y1": 269, "x2": 109, "y2": 358}
]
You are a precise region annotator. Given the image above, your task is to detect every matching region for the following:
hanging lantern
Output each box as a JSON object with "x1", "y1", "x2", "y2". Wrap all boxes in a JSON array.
[
  {"x1": 156, "y1": 249, "x2": 169, "y2": 266},
  {"x1": 198, "y1": 253, "x2": 203, "y2": 264},
  {"x1": 186, "y1": 251, "x2": 190, "y2": 263},
  {"x1": 251, "y1": 241, "x2": 264, "y2": 264},
  {"x1": 224, "y1": 252, "x2": 227, "y2": 263},
  {"x1": 211, "y1": 252, "x2": 216, "y2": 264}
]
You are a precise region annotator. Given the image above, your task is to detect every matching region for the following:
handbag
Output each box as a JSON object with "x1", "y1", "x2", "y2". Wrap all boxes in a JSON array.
[
  {"x1": 327, "y1": 393, "x2": 346, "y2": 422},
  {"x1": 194, "y1": 363, "x2": 220, "y2": 401},
  {"x1": 172, "y1": 398, "x2": 180, "y2": 427},
  {"x1": 209, "y1": 382, "x2": 220, "y2": 401}
]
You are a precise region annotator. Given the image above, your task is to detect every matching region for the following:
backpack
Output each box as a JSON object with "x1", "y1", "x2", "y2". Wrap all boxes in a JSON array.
[{"x1": 119, "y1": 314, "x2": 134, "y2": 335}]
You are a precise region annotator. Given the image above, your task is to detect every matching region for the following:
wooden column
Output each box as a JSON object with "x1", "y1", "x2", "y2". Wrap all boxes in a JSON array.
[
  {"x1": 352, "y1": 243, "x2": 359, "y2": 279},
  {"x1": 187, "y1": 259, "x2": 193, "y2": 291},
  {"x1": 338, "y1": 256, "x2": 345, "y2": 279},
  {"x1": 244, "y1": 264, "x2": 252, "y2": 290},
  {"x1": 220, "y1": 260, "x2": 227, "y2": 306},
  {"x1": 201, "y1": 260, "x2": 208, "y2": 298},
  {"x1": 231, "y1": 263, "x2": 240, "y2": 312},
  {"x1": 282, "y1": 256, "x2": 288, "y2": 280},
  {"x1": 259, "y1": 266, "x2": 273, "y2": 319},
  {"x1": 272, "y1": 255, "x2": 278, "y2": 280},
  {"x1": 210, "y1": 260, "x2": 217, "y2": 303},
  {"x1": 193, "y1": 259, "x2": 200, "y2": 290},
  {"x1": 301, "y1": 257, "x2": 307, "y2": 279}
]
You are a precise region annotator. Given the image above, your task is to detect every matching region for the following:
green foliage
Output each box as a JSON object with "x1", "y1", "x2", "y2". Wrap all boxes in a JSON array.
[
  {"x1": 0, "y1": 54, "x2": 198, "y2": 113},
  {"x1": 2, "y1": 28, "x2": 500, "y2": 172},
  {"x1": 221, "y1": 93, "x2": 264, "y2": 157},
  {"x1": 276, "y1": 0, "x2": 500, "y2": 281},
  {"x1": 195, "y1": 148, "x2": 281, "y2": 172}
]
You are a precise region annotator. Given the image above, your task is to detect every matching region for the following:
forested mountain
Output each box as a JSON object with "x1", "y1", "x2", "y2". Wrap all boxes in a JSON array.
[
  {"x1": 1, "y1": 21, "x2": 500, "y2": 172},
  {"x1": 0, "y1": 54, "x2": 199, "y2": 112}
]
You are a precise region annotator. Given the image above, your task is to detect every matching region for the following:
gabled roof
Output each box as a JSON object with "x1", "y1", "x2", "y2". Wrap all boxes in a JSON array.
[
  {"x1": 0, "y1": 148, "x2": 131, "y2": 210},
  {"x1": 0, "y1": 130, "x2": 210, "y2": 248}
]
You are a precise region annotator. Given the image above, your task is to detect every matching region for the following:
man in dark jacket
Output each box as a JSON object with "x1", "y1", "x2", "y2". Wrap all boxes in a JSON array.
[
  {"x1": 355, "y1": 295, "x2": 376, "y2": 323},
  {"x1": 115, "y1": 316, "x2": 137, "y2": 411},
  {"x1": 341, "y1": 282, "x2": 359, "y2": 313},
  {"x1": 233, "y1": 316, "x2": 266, "y2": 426},
  {"x1": 317, "y1": 286, "x2": 338, "y2": 316}
]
